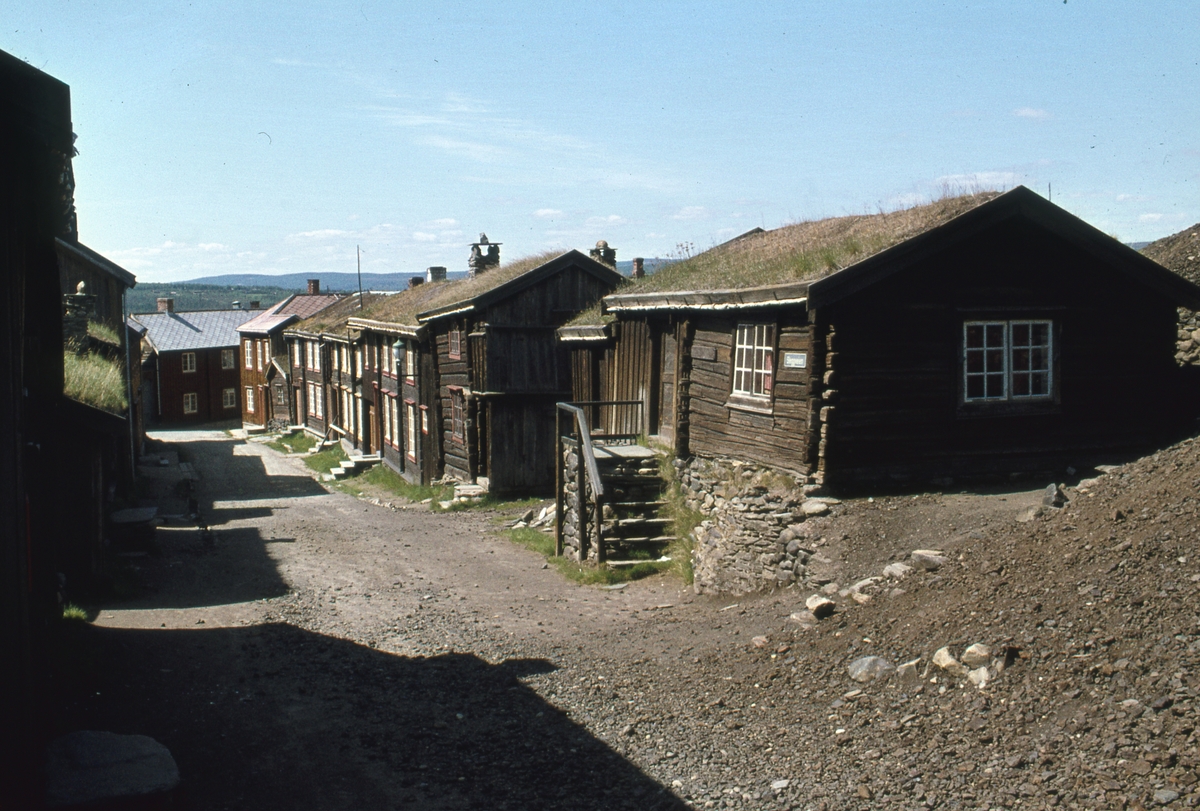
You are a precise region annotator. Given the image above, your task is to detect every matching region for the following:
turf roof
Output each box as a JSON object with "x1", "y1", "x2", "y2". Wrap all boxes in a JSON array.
[
  {"x1": 349, "y1": 250, "x2": 566, "y2": 327},
  {"x1": 288, "y1": 292, "x2": 388, "y2": 336},
  {"x1": 567, "y1": 191, "x2": 1000, "y2": 326}
]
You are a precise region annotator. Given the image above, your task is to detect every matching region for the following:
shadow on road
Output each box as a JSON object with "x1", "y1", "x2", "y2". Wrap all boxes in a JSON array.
[{"x1": 58, "y1": 622, "x2": 687, "y2": 811}]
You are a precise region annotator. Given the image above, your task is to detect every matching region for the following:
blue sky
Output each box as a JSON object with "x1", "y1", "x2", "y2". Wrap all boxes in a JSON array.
[{"x1": 4, "y1": 1, "x2": 1197, "y2": 282}]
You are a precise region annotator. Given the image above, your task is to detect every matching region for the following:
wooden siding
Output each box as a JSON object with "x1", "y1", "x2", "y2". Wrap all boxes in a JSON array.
[
  {"x1": 436, "y1": 319, "x2": 473, "y2": 482},
  {"x1": 154, "y1": 348, "x2": 241, "y2": 424},
  {"x1": 685, "y1": 313, "x2": 815, "y2": 474},
  {"x1": 821, "y1": 217, "x2": 1192, "y2": 484}
]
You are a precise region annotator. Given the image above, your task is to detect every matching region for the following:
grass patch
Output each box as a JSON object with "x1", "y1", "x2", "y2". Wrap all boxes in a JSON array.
[
  {"x1": 62, "y1": 603, "x2": 91, "y2": 622},
  {"x1": 657, "y1": 453, "x2": 703, "y2": 585},
  {"x1": 63, "y1": 350, "x2": 127, "y2": 413},
  {"x1": 352, "y1": 463, "x2": 453, "y2": 503},
  {"x1": 87, "y1": 320, "x2": 121, "y2": 345},
  {"x1": 304, "y1": 445, "x2": 348, "y2": 474},
  {"x1": 267, "y1": 431, "x2": 317, "y2": 455},
  {"x1": 505, "y1": 527, "x2": 669, "y2": 586}
]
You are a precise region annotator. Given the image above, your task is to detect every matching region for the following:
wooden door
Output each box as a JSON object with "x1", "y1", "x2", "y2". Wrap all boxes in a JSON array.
[{"x1": 658, "y1": 329, "x2": 677, "y2": 443}]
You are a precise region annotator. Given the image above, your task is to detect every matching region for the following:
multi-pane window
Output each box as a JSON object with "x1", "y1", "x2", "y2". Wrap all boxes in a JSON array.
[
  {"x1": 293, "y1": 341, "x2": 301, "y2": 367},
  {"x1": 448, "y1": 329, "x2": 462, "y2": 360},
  {"x1": 309, "y1": 341, "x2": 321, "y2": 372},
  {"x1": 183, "y1": 392, "x2": 198, "y2": 414},
  {"x1": 222, "y1": 349, "x2": 235, "y2": 370},
  {"x1": 246, "y1": 387, "x2": 255, "y2": 413},
  {"x1": 406, "y1": 346, "x2": 416, "y2": 382},
  {"x1": 963, "y1": 320, "x2": 1053, "y2": 402},
  {"x1": 245, "y1": 340, "x2": 254, "y2": 369},
  {"x1": 407, "y1": 402, "x2": 417, "y2": 460},
  {"x1": 732, "y1": 324, "x2": 775, "y2": 399},
  {"x1": 451, "y1": 389, "x2": 465, "y2": 443},
  {"x1": 222, "y1": 388, "x2": 237, "y2": 409},
  {"x1": 256, "y1": 340, "x2": 263, "y2": 371},
  {"x1": 274, "y1": 385, "x2": 287, "y2": 406},
  {"x1": 383, "y1": 395, "x2": 393, "y2": 444},
  {"x1": 182, "y1": 352, "x2": 197, "y2": 373}
]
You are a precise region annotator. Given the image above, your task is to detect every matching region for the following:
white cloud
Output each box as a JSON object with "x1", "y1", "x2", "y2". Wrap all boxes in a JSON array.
[
  {"x1": 429, "y1": 218, "x2": 458, "y2": 227},
  {"x1": 1116, "y1": 193, "x2": 1151, "y2": 202},
  {"x1": 586, "y1": 214, "x2": 627, "y2": 227},
  {"x1": 1013, "y1": 107, "x2": 1050, "y2": 119},
  {"x1": 671, "y1": 206, "x2": 709, "y2": 221},
  {"x1": 289, "y1": 229, "x2": 348, "y2": 239},
  {"x1": 534, "y1": 208, "x2": 563, "y2": 219},
  {"x1": 412, "y1": 232, "x2": 438, "y2": 242},
  {"x1": 1139, "y1": 213, "x2": 1164, "y2": 223},
  {"x1": 197, "y1": 242, "x2": 226, "y2": 251},
  {"x1": 418, "y1": 136, "x2": 507, "y2": 162}
]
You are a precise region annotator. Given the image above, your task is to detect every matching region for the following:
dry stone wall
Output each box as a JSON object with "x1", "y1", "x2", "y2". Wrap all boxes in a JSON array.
[
  {"x1": 1178, "y1": 308, "x2": 1200, "y2": 366},
  {"x1": 677, "y1": 456, "x2": 836, "y2": 595}
]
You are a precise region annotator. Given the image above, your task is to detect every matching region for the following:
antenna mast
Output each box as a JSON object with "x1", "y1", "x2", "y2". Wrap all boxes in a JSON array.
[{"x1": 357, "y1": 245, "x2": 364, "y2": 310}]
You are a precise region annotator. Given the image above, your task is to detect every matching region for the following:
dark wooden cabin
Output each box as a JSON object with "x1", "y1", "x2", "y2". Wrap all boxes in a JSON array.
[
  {"x1": 1, "y1": 48, "x2": 79, "y2": 802},
  {"x1": 416, "y1": 250, "x2": 623, "y2": 495},
  {"x1": 237, "y1": 281, "x2": 342, "y2": 429},
  {"x1": 345, "y1": 281, "x2": 449, "y2": 484},
  {"x1": 564, "y1": 187, "x2": 1200, "y2": 487}
]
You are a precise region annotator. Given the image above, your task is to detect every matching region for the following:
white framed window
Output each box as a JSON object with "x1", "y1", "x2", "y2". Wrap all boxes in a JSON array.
[
  {"x1": 732, "y1": 324, "x2": 775, "y2": 399},
  {"x1": 963, "y1": 320, "x2": 1053, "y2": 402},
  {"x1": 448, "y1": 329, "x2": 462, "y2": 360},
  {"x1": 405, "y1": 346, "x2": 416, "y2": 383},
  {"x1": 245, "y1": 340, "x2": 254, "y2": 370},
  {"x1": 355, "y1": 346, "x2": 363, "y2": 377},
  {"x1": 383, "y1": 395, "x2": 393, "y2": 444},
  {"x1": 221, "y1": 348, "x2": 235, "y2": 370},
  {"x1": 256, "y1": 340, "x2": 263, "y2": 371},
  {"x1": 314, "y1": 385, "x2": 323, "y2": 419},
  {"x1": 450, "y1": 388, "x2": 465, "y2": 443},
  {"x1": 246, "y1": 387, "x2": 255, "y2": 413},
  {"x1": 406, "y1": 401, "x2": 417, "y2": 460},
  {"x1": 292, "y1": 340, "x2": 301, "y2": 367},
  {"x1": 183, "y1": 392, "x2": 198, "y2": 414},
  {"x1": 222, "y1": 388, "x2": 237, "y2": 409},
  {"x1": 420, "y1": 407, "x2": 429, "y2": 435},
  {"x1": 182, "y1": 352, "x2": 197, "y2": 373}
]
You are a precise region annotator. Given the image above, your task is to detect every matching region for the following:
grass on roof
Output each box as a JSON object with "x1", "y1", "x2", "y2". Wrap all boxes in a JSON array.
[
  {"x1": 64, "y1": 350, "x2": 127, "y2": 413},
  {"x1": 352, "y1": 251, "x2": 565, "y2": 327},
  {"x1": 290, "y1": 292, "x2": 388, "y2": 335},
  {"x1": 87, "y1": 320, "x2": 121, "y2": 346},
  {"x1": 567, "y1": 191, "x2": 999, "y2": 328}
]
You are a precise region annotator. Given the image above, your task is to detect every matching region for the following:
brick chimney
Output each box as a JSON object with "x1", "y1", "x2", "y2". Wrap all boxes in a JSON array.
[
  {"x1": 589, "y1": 240, "x2": 617, "y2": 268},
  {"x1": 63, "y1": 281, "x2": 96, "y2": 352},
  {"x1": 409, "y1": 276, "x2": 424, "y2": 289},
  {"x1": 468, "y1": 233, "x2": 501, "y2": 278},
  {"x1": 157, "y1": 297, "x2": 174, "y2": 313},
  {"x1": 307, "y1": 279, "x2": 320, "y2": 295},
  {"x1": 632, "y1": 257, "x2": 645, "y2": 279},
  {"x1": 427, "y1": 266, "x2": 447, "y2": 283}
]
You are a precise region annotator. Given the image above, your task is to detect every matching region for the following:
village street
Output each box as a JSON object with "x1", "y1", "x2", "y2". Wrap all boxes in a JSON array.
[{"x1": 57, "y1": 426, "x2": 1200, "y2": 811}]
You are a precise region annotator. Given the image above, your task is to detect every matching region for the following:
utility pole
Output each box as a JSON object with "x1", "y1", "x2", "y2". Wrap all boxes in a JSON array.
[{"x1": 357, "y1": 245, "x2": 364, "y2": 310}]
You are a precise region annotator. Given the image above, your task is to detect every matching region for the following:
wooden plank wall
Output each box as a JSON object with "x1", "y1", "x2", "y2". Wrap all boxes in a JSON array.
[
  {"x1": 685, "y1": 312, "x2": 814, "y2": 474},
  {"x1": 821, "y1": 217, "x2": 1193, "y2": 484},
  {"x1": 436, "y1": 319, "x2": 473, "y2": 481}
]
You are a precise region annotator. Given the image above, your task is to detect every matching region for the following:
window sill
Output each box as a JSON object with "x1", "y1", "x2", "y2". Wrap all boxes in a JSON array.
[
  {"x1": 957, "y1": 399, "x2": 1060, "y2": 419},
  {"x1": 725, "y1": 395, "x2": 773, "y2": 415}
]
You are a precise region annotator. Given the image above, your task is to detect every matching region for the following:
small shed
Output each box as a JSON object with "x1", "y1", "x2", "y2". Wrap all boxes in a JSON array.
[{"x1": 565, "y1": 187, "x2": 1200, "y2": 487}]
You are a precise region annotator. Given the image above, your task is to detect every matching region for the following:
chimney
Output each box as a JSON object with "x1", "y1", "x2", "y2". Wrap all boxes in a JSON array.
[
  {"x1": 157, "y1": 297, "x2": 174, "y2": 313},
  {"x1": 307, "y1": 279, "x2": 320, "y2": 295},
  {"x1": 62, "y1": 281, "x2": 96, "y2": 352},
  {"x1": 589, "y1": 240, "x2": 617, "y2": 268},
  {"x1": 632, "y1": 257, "x2": 645, "y2": 279},
  {"x1": 468, "y1": 233, "x2": 501, "y2": 278},
  {"x1": 249, "y1": 301, "x2": 260, "y2": 310},
  {"x1": 409, "y1": 276, "x2": 425, "y2": 289},
  {"x1": 426, "y1": 266, "x2": 447, "y2": 283}
]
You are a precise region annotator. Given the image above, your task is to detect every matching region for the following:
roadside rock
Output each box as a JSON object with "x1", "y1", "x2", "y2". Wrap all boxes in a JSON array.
[
  {"x1": 910, "y1": 550, "x2": 948, "y2": 571},
  {"x1": 933, "y1": 646, "x2": 968, "y2": 677},
  {"x1": 847, "y1": 655, "x2": 895, "y2": 683},
  {"x1": 805, "y1": 595, "x2": 836, "y2": 619},
  {"x1": 961, "y1": 643, "x2": 992, "y2": 668}
]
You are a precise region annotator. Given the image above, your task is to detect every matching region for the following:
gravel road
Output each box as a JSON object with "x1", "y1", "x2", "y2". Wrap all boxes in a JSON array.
[{"x1": 56, "y1": 428, "x2": 1200, "y2": 811}]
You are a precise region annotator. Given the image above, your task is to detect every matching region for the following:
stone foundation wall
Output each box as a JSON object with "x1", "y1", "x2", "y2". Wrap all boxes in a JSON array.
[
  {"x1": 1178, "y1": 309, "x2": 1200, "y2": 366},
  {"x1": 678, "y1": 456, "x2": 836, "y2": 595}
]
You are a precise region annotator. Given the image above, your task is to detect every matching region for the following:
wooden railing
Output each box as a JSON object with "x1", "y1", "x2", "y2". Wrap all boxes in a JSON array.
[{"x1": 555, "y1": 400, "x2": 648, "y2": 563}]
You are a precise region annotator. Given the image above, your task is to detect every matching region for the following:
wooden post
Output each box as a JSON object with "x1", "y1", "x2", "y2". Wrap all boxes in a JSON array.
[{"x1": 554, "y1": 406, "x2": 563, "y2": 557}]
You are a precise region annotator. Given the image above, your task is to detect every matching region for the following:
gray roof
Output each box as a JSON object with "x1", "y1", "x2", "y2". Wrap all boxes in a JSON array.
[{"x1": 129, "y1": 309, "x2": 254, "y2": 353}]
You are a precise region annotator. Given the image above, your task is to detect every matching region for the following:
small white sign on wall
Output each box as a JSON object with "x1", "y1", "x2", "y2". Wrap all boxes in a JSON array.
[{"x1": 782, "y1": 351, "x2": 808, "y2": 369}]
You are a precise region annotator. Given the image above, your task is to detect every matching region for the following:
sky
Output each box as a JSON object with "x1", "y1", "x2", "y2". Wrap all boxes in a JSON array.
[{"x1": 3, "y1": 1, "x2": 1198, "y2": 283}]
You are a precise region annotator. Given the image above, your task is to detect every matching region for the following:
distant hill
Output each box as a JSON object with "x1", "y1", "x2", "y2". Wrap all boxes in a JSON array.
[
  {"x1": 183, "y1": 271, "x2": 465, "y2": 290},
  {"x1": 126, "y1": 283, "x2": 298, "y2": 315}
]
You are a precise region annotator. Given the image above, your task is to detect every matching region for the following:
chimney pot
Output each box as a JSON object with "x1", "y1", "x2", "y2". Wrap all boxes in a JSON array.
[
  {"x1": 157, "y1": 297, "x2": 174, "y2": 313},
  {"x1": 632, "y1": 257, "x2": 645, "y2": 279},
  {"x1": 409, "y1": 276, "x2": 424, "y2": 289},
  {"x1": 589, "y1": 241, "x2": 617, "y2": 268},
  {"x1": 307, "y1": 279, "x2": 320, "y2": 295},
  {"x1": 427, "y1": 266, "x2": 447, "y2": 283}
]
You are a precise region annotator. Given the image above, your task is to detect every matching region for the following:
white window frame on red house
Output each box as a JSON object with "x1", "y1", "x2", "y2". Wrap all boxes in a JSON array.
[
  {"x1": 245, "y1": 340, "x2": 254, "y2": 370},
  {"x1": 406, "y1": 401, "x2": 417, "y2": 461},
  {"x1": 183, "y1": 392, "x2": 198, "y2": 414},
  {"x1": 405, "y1": 345, "x2": 416, "y2": 384},
  {"x1": 245, "y1": 387, "x2": 255, "y2": 413},
  {"x1": 963, "y1": 320, "x2": 1054, "y2": 403},
  {"x1": 182, "y1": 351, "x2": 197, "y2": 373},
  {"x1": 221, "y1": 348, "x2": 235, "y2": 370}
]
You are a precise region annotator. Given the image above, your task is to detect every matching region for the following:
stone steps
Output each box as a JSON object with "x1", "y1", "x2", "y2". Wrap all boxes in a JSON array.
[{"x1": 328, "y1": 453, "x2": 381, "y2": 479}]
